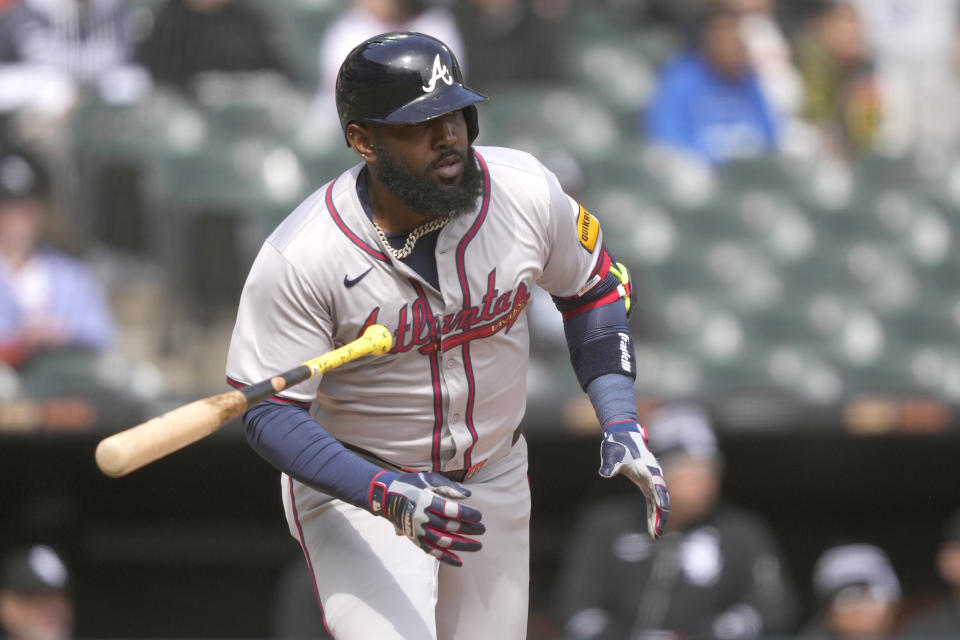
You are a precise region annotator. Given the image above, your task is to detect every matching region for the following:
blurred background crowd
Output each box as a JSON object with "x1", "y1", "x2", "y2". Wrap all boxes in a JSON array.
[{"x1": 1, "y1": 0, "x2": 959, "y2": 638}]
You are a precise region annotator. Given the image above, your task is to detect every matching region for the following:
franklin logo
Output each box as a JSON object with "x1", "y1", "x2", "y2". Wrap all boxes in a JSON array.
[
  {"x1": 422, "y1": 54, "x2": 454, "y2": 93},
  {"x1": 618, "y1": 332, "x2": 632, "y2": 373}
]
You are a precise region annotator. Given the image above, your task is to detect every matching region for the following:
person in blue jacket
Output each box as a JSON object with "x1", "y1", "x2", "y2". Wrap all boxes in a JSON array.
[{"x1": 644, "y1": 6, "x2": 779, "y2": 167}]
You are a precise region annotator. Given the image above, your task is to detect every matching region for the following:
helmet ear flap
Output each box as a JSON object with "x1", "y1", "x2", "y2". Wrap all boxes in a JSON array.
[{"x1": 464, "y1": 105, "x2": 480, "y2": 143}]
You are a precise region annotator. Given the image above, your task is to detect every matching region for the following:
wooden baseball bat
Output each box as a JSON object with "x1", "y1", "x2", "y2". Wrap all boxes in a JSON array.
[{"x1": 95, "y1": 324, "x2": 393, "y2": 478}]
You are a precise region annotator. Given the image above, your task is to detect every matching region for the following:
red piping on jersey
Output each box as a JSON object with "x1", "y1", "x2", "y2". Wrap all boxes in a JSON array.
[
  {"x1": 325, "y1": 178, "x2": 390, "y2": 263},
  {"x1": 287, "y1": 476, "x2": 336, "y2": 639},
  {"x1": 453, "y1": 150, "x2": 491, "y2": 468},
  {"x1": 427, "y1": 349, "x2": 443, "y2": 472},
  {"x1": 410, "y1": 279, "x2": 445, "y2": 472},
  {"x1": 225, "y1": 376, "x2": 313, "y2": 409},
  {"x1": 590, "y1": 245, "x2": 613, "y2": 280},
  {"x1": 559, "y1": 246, "x2": 613, "y2": 303},
  {"x1": 455, "y1": 150, "x2": 491, "y2": 308},
  {"x1": 460, "y1": 344, "x2": 480, "y2": 468}
]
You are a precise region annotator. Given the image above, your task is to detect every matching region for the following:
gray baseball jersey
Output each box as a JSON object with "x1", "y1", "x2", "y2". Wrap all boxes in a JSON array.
[{"x1": 225, "y1": 145, "x2": 605, "y2": 476}]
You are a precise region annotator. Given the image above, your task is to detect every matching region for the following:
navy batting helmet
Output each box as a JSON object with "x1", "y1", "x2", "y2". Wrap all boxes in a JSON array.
[{"x1": 335, "y1": 32, "x2": 487, "y2": 145}]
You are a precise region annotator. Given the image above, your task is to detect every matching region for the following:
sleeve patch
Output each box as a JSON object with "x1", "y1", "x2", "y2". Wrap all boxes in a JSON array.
[{"x1": 577, "y1": 205, "x2": 599, "y2": 253}]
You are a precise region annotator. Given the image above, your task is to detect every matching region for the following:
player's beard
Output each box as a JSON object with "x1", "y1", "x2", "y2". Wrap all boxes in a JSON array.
[{"x1": 373, "y1": 143, "x2": 483, "y2": 220}]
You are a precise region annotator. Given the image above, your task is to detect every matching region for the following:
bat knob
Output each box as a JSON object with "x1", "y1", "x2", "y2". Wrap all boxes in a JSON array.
[
  {"x1": 95, "y1": 437, "x2": 128, "y2": 478},
  {"x1": 362, "y1": 324, "x2": 394, "y2": 354}
]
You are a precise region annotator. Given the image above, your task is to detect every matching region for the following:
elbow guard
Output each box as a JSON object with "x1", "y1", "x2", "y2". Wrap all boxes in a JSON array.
[{"x1": 558, "y1": 259, "x2": 637, "y2": 390}]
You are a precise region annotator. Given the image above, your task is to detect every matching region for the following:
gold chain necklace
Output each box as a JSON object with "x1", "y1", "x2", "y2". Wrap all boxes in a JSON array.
[{"x1": 373, "y1": 216, "x2": 450, "y2": 259}]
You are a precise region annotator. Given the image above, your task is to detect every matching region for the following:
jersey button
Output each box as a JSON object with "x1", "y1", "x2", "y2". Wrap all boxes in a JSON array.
[
  {"x1": 446, "y1": 359, "x2": 459, "y2": 369},
  {"x1": 451, "y1": 413, "x2": 461, "y2": 423}
]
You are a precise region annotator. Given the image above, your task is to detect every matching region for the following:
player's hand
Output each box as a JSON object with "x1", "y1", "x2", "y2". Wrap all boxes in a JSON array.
[
  {"x1": 369, "y1": 471, "x2": 485, "y2": 567},
  {"x1": 598, "y1": 421, "x2": 670, "y2": 539}
]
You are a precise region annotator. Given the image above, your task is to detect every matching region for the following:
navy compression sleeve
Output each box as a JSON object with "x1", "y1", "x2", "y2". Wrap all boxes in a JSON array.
[
  {"x1": 559, "y1": 267, "x2": 639, "y2": 426},
  {"x1": 561, "y1": 292, "x2": 636, "y2": 389},
  {"x1": 586, "y1": 373, "x2": 639, "y2": 427},
  {"x1": 243, "y1": 400, "x2": 384, "y2": 509}
]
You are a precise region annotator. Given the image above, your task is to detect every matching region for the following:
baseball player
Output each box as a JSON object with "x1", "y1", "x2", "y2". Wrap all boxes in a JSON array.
[{"x1": 225, "y1": 31, "x2": 670, "y2": 640}]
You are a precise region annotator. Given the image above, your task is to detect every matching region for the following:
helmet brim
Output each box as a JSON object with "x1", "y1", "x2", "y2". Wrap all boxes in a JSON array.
[{"x1": 369, "y1": 84, "x2": 488, "y2": 126}]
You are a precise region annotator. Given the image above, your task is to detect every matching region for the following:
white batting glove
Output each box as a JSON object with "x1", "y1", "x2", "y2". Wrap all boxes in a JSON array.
[
  {"x1": 369, "y1": 471, "x2": 485, "y2": 567},
  {"x1": 598, "y1": 421, "x2": 670, "y2": 539}
]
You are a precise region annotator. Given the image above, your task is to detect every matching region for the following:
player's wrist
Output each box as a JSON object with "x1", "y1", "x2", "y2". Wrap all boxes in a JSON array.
[
  {"x1": 367, "y1": 469, "x2": 398, "y2": 515},
  {"x1": 602, "y1": 420, "x2": 645, "y2": 438}
]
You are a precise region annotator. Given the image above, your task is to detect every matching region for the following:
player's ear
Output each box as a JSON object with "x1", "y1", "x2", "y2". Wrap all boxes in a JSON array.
[{"x1": 346, "y1": 123, "x2": 377, "y2": 162}]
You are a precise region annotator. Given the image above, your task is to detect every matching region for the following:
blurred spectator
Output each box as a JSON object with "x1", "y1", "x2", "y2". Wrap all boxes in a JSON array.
[
  {"x1": 802, "y1": 543, "x2": 901, "y2": 639},
  {"x1": 642, "y1": 5, "x2": 779, "y2": 167},
  {"x1": 0, "y1": 545, "x2": 73, "y2": 640},
  {"x1": 848, "y1": 0, "x2": 956, "y2": 64},
  {"x1": 136, "y1": 0, "x2": 292, "y2": 96},
  {"x1": 453, "y1": 0, "x2": 568, "y2": 94},
  {"x1": 846, "y1": 0, "x2": 960, "y2": 155},
  {"x1": 0, "y1": 0, "x2": 150, "y2": 117},
  {"x1": 555, "y1": 404, "x2": 799, "y2": 640},
  {"x1": 316, "y1": 0, "x2": 464, "y2": 100},
  {"x1": 792, "y1": 1, "x2": 883, "y2": 158},
  {"x1": 0, "y1": 146, "x2": 114, "y2": 370},
  {"x1": 898, "y1": 510, "x2": 960, "y2": 637},
  {"x1": 727, "y1": 0, "x2": 803, "y2": 128},
  {"x1": 600, "y1": 0, "x2": 705, "y2": 32}
]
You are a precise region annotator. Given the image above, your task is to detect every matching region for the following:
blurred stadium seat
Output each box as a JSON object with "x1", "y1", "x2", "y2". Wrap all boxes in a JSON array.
[
  {"x1": 259, "y1": 0, "x2": 349, "y2": 91},
  {"x1": 59, "y1": 2, "x2": 960, "y2": 403}
]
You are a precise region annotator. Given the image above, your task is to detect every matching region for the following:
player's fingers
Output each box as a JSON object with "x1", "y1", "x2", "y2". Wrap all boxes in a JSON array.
[
  {"x1": 643, "y1": 480, "x2": 670, "y2": 539},
  {"x1": 654, "y1": 481, "x2": 670, "y2": 512},
  {"x1": 427, "y1": 497, "x2": 484, "y2": 526},
  {"x1": 420, "y1": 472, "x2": 472, "y2": 499},
  {"x1": 424, "y1": 508, "x2": 486, "y2": 536},
  {"x1": 416, "y1": 538, "x2": 469, "y2": 567},
  {"x1": 438, "y1": 552, "x2": 463, "y2": 567},
  {"x1": 423, "y1": 526, "x2": 483, "y2": 553},
  {"x1": 647, "y1": 500, "x2": 669, "y2": 540}
]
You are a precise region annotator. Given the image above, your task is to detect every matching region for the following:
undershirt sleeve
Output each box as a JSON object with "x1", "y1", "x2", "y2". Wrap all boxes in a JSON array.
[{"x1": 243, "y1": 399, "x2": 384, "y2": 508}]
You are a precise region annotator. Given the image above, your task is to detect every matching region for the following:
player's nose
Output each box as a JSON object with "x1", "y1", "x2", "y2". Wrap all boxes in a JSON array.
[{"x1": 430, "y1": 111, "x2": 463, "y2": 147}]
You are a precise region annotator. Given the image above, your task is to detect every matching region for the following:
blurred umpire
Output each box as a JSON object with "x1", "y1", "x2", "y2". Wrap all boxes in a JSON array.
[
  {"x1": 556, "y1": 404, "x2": 799, "y2": 640},
  {"x1": 0, "y1": 545, "x2": 74, "y2": 640}
]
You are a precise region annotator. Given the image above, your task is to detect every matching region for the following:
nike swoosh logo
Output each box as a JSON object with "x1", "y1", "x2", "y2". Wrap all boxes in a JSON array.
[{"x1": 343, "y1": 266, "x2": 373, "y2": 288}]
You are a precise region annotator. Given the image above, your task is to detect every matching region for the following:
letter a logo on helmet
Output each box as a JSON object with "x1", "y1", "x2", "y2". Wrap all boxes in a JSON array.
[
  {"x1": 422, "y1": 54, "x2": 454, "y2": 93},
  {"x1": 335, "y1": 32, "x2": 487, "y2": 146}
]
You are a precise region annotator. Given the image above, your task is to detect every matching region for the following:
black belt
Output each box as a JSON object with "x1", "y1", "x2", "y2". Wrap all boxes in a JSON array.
[
  {"x1": 344, "y1": 425, "x2": 524, "y2": 483},
  {"x1": 438, "y1": 426, "x2": 524, "y2": 482}
]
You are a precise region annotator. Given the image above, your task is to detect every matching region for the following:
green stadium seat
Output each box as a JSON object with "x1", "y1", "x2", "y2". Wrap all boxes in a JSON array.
[
  {"x1": 192, "y1": 72, "x2": 309, "y2": 141},
  {"x1": 717, "y1": 155, "x2": 800, "y2": 194},
  {"x1": 758, "y1": 343, "x2": 846, "y2": 403},
  {"x1": 902, "y1": 343, "x2": 960, "y2": 400},
  {"x1": 632, "y1": 341, "x2": 705, "y2": 399},
  {"x1": 564, "y1": 32, "x2": 659, "y2": 134},
  {"x1": 854, "y1": 152, "x2": 925, "y2": 193},
  {"x1": 258, "y1": 0, "x2": 349, "y2": 91},
  {"x1": 588, "y1": 188, "x2": 677, "y2": 268},
  {"x1": 71, "y1": 88, "x2": 209, "y2": 162},
  {"x1": 731, "y1": 189, "x2": 819, "y2": 266},
  {"x1": 477, "y1": 85, "x2": 622, "y2": 161}
]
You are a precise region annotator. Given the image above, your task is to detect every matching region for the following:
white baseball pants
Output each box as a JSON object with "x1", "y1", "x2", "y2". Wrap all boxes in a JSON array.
[{"x1": 281, "y1": 437, "x2": 531, "y2": 640}]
